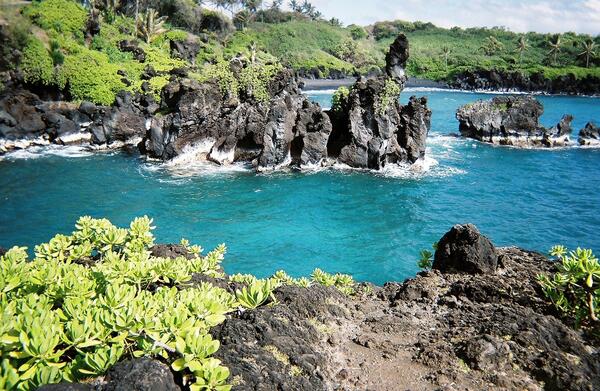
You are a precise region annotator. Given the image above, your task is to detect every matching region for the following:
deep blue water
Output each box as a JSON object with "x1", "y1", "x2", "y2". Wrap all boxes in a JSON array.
[{"x1": 1, "y1": 89, "x2": 599, "y2": 285}]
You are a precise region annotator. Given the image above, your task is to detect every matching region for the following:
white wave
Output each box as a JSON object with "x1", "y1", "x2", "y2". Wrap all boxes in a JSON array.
[
  {"x1": 301, "y1": 89, "x2": 338, "y2": 95},
  {"x1": 164, "y1": 139, "x2": 216, "y2": 167},
  {"x1": 1, "y1": 144, "x2": 94, "y2": 160}
]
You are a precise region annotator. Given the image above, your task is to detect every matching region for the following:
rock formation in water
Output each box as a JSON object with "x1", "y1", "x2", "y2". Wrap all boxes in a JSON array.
[
  {"x1": 456, "y1": 96, "x2": 574, "y2": 147},
  {"x1": 327, "y1": 34, "x2": 431, "y2": 169},
  {"x1": 141, "y1": 68, "x2": 332, "y2": 171},
  {"x1": 578, "y1": 122, "x2": 600, "y2": 146},
  {"x1": 0, "y1": 34, "x2": 431, "y2": 172},
  {"x1": 38, "y1": 225, "x2": 600, "y2": 391}
]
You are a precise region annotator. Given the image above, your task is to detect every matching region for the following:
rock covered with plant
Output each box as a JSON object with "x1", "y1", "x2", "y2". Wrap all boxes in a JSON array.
[
  {"x1": 327, "y1": 34, "x2": 431, "y2": 169},
  {"x1": 0, "y1": 0, "x2": 433, "y2": 171},
  {"x1": 140, "y1": 61, "x2": 333, "y2": 171},
  {"x1": 456, "y1": 95, "x2": 575, "y2": 147}
]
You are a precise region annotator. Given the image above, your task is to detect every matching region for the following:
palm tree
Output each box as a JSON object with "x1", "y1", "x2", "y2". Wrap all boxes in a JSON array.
[
  {"x1": 233, "y1": 9, "x2": 250, "y2": 30},
  {"x1": 479, "y1": 36, "x2": 504, "y2": 56},
  {"x1": 547, "y1": 34, "x2": 563, "y2": 65},
  {"x1": 243, "y1": 0, "x2": 262, "y2": 13},
  {"x1": 289, "y1": 0, "x2": 299, "y2": 12},
  {"x1": 515, "y1": 35, "x2": 528, "y2": 66},
  {"x1": 579, "y1": 40, "x2": 596, "y2": 68},
  {"x1": 137, "y1": 8, "x2": 167, "y2": 43},
  {"x1": 441, "y1": 46, "x2": 451, "y2": 70}
]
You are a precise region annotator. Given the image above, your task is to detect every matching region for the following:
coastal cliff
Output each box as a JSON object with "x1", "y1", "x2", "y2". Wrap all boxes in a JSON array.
[{"x1": 451, "y1": 69, "x2": 600, "y2": 96}]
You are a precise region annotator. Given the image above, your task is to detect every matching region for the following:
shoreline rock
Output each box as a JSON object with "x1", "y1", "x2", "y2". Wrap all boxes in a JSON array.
[
  {"x1": 579, "y1": 122, "x2": 600, "y2": 146},
  {"x1": 456, "y1": 95, "x2": 574, "y2": 148},
  {"x1": 451, "y1": 68, "x2": 600, "y2": 96},
  {"x1": 38, "y1": 225, "x2": 600, "y2": 391}
]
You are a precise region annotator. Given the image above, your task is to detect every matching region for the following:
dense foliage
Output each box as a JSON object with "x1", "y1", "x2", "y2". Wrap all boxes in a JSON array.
[
  {"x1": 0, "y1": 216, "x2": 358, "y2": 390},
  {"x1": 538, "y1": 246, "x2": 599, "y2": 328},
  {"x1": 7, "y1": 0, "x2": 600, "y2": 104},
  {"x1": 15, "y1": 0, "x2": 187, "y2": 104}
]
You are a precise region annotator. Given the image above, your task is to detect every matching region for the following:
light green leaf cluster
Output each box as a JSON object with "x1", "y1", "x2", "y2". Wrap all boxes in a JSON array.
[
  {"x1": 20, "y1": 38, "x2": 55, "y2": 86},
  {"x1": 538, "y1": 247, "x2": 600, "y2": 327},
  {"x1": 22, "y1": 0, "x2": 87, "y2": 36},
  {"x1": 195, "y1": 60, "x2": 283, "y2": 103},
  {"x1": 0, "y1": 216, "x2": 232, "y2": 391},
  {"x1": 376, "y1": 78, "x2": 401, "y2": 115},
  {"x1": 55, "y1": 48, "x2": 127, "y2": 106},
  {"x1": 331, "y1": 86, "x2": 349, "y2": 112},
  {"x1": 229, "y1": 267, "x2": 358, "y2": 307}
]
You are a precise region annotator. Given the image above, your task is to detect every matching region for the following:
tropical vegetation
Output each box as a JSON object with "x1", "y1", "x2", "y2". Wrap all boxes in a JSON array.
[
  {"x1": 0, "y1": 216, "x2": 358, "y2": 390},
  {"x1": 538, "y1": 246, "x2": 599, "y2": 328},
  {"x1": 2, "y1": 0, "x2": 598, "y2": 108}
]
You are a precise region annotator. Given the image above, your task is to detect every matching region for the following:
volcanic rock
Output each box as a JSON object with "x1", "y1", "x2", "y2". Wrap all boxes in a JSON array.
[
  {"x1": 433, "y1": 224, "x2": 498, "y2": 274},
  {"x1": 578, "y1": 122, "x2": 600, "y2": 146},
  {"x1": 456, "y1": 96, "x2": 573, "y2": 147}
]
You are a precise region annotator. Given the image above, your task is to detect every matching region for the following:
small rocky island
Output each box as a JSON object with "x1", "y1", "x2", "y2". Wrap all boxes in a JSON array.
[
  {"x1": 0, "y1": 35, "x2": 430, "y2": 172},
  {"x1": 456, "y1": 96, "x2": 574, "y2": 147},
  {"x1": 456, "y1": 95, "x2": 600, "y2": 148}
]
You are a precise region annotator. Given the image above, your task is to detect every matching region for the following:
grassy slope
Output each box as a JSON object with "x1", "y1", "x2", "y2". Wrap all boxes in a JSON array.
[
  {"x1": 225, "y1": 20, "x2": 359, "y2": 77},
  {"x1": 230, "y1": 19, "x2": 600, "y2": 81}
]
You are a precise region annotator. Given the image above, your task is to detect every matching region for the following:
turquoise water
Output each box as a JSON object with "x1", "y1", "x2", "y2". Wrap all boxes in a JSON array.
[{"x1": 1, "y1": 89, "x2": 599, "y2": 285}]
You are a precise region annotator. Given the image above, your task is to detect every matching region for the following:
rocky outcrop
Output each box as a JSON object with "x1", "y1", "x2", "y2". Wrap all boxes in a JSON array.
[
  {"x1": 1, "y1": 34, "x2": 430, "y2": 172},
  {"x1": 31, "y1": 225, "x2": 600, "y2": 391},
  {"x1": 38, "y1": 358, "x2": 180, "y2": 391},
  {"x1": 579, "y1": 122, "x2": 600, "y2": 146},
  {"x1": 0, "y1": 89, "x2": 155, "y2": 153},
  {"x1": 141, "y1": 68, "x2": 332, "y2": 171},
  {"x1": 432, "y1": 223, "x2": 498, "y2": 274},
  {"x1": 451, "y1": 68, "x2": 600, "y2": 95},
  {"x1": 326, "y1": 34, "x2": 431, "y2": 169},
  {"x1": 0, "y1": 90, "x2": 95, "y2": 151},
  {"x1": 170, "y1": 37, "x2": 201, "y2": 65},
  {"x1": 456, "y1": 96, "x2": 573, "y2": 147}
]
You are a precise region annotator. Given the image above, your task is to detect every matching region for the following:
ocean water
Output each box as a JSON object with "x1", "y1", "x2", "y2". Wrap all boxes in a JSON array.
[{"x1": 1, "y1": 89, "x2": 599, "y2": 285}]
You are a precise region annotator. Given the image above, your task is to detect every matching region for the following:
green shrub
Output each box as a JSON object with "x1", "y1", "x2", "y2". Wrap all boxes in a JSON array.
[
  {"x1": 331, "y1": 86, "x2": 349, "y2": 112},
  {"x1": 417, "y1": 242, "x2": 437, "y2": 270},
  {"x1": 22, "y1": 0, "x2": 87, "y2": 35},
  {"x1": 20, "y1": 38, "x2": 55, "y2": 86},
  {"x1": 538, "y1": 246, "x2": 600, "y2": 327},
  {"x1": 0, "y1": 216, "x2": 359, "y2": 390},
  {"x1": 55, "y1": 49, "x2": 125, "y2": 105},
  {"x1": 348, "y1": 24, "x2": 367, "y2": 40},
  {"x1": 376, "y1": 78, "x2": 401, "y2": 115},
  {"x1": 195, "y1": 59, "x2": 283, "y2": 102},
  {"x1": 0, "y1": 216, "x2": 234, "y2": 390}
]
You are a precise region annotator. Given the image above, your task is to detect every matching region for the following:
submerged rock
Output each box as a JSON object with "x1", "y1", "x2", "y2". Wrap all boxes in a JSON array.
[
  {"x1": 578, "y1": 122, "x2": 600, "y2": 146},
  {"x1": 433, "y1": 223, "x2": 498, "y2": 274},
  {"x1": 456, "y1": 96, "x2": 573, "y2": 147}
]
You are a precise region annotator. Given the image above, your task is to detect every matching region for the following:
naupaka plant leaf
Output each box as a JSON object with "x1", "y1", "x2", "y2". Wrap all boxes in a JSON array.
[
  {"x1": 0, "y1": 215, "x2": 358, "y2": 390},
  {"x1": 538, "y1": 246, "x2": 600, "y2": 327}
]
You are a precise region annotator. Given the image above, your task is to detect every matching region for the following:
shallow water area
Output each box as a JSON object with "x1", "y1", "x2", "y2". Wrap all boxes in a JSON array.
[{"x1": 1, "y1": 89, "x2": 599, "y2": 285}]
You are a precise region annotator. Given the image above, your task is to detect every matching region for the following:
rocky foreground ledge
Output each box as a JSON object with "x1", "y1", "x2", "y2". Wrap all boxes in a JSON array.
[
  {"x1": 456, "y1": 95, "x2": 597, "y2": 147},
  {"x1": 39, "y1": 225, "x2": 599, "y2": 391}
]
